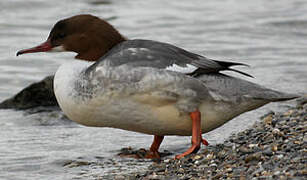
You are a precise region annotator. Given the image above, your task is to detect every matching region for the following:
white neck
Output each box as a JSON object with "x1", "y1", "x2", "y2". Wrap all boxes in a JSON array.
[{"x1": 53, "y1": 60, "x2": 94, "y2": 118}]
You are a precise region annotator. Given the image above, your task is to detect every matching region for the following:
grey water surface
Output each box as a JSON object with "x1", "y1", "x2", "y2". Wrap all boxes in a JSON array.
[{"x1": 0, "y1": 0, "x2": 306, "y2": 179}]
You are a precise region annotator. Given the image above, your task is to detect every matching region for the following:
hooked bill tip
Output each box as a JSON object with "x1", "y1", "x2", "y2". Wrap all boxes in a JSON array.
[{"x1": 16, "y1": 51, "x2": 22, "y2": 56}]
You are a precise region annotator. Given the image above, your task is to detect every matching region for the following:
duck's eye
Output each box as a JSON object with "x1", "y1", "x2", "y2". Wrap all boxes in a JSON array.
[{"x1": 57, "y1": 33, "x2": 66, "y2": 39}]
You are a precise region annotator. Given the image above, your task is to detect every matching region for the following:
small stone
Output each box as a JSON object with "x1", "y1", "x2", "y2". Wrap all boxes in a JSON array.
[
  {"x1": 263, "y1": 114, "x2": 273, "y2": 125},
  {"x1": 276, "y1": 154, "x2": 284, "y2": 159},
  {"x1": 178, "y1": 168, "x2": 185, "y2": 174},
  {"x1": 164, "y1": 159, "x2": 170, "y2": 163},
  {"x1": 245, "y1": 152, "x2": 262, "y2": 163},
  {"x1": 298, "y1": 169, "x2": 307, "y2": 176},
  {"x1": 261, "y1": 170, "x2": 271, "y2": 176},
  {"x1": 294, "y1": 141, "x2": 302, "y2": 145},
  {"x1": 225, "y1": 167, "x2": 233, "y2": 173},
  {"x1": 115, "y1": 175, "x2": 125, "y2": 180},
  {"x1": 263, "y1": 148, "x2": 274, "y2": 156},
  {"x1": 239, "y1": 146, "x2": 253, "y2": 154},
  {"x1": 210, "y1": 163, "x2": 218, "y2": 170},
  {"x1": 274, "y1": 171, "x2": 281, "y2": 176},
  {"x1": 272, "y1": 128, "x2": 280, "y2": 134},
  {"x1": 212, "y1": 173, "x2": 223, "y2": 179},
  {"x1": 193, "y1": 155, "x2": 203, "y2": 160},
  {"x1": 206, "y1": 153, "x2": 214, "y2": 160},
  {"x1": 248, "y1": 144, "x2": 258, "y2": 148},
  {"x1": 217, "y1": 150, "x2": 227, "y2": 159},
  {"x1": 271, "y1": 144, "x2": 278, "y2": 152}
]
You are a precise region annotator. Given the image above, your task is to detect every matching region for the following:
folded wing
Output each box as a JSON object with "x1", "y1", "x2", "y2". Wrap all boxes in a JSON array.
[{"x1": 89, "y1": 39, "x2": 252, "y2": 77}]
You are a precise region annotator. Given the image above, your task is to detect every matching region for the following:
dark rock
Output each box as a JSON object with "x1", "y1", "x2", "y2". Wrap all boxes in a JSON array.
[
  {"x1": 117, "y1": 147, "x2": 172, "y2": 160},
  {"x1": 0, "y1": 75, "x2": 58, "y2": 110}
]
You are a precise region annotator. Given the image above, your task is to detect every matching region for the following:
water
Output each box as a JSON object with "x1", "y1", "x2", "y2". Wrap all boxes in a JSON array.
[{"x1": 0, "y1": 0, "x2": 306, "y2": 179}]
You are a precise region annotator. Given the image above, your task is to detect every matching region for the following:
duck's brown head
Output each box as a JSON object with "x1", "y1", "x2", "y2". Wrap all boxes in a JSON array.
[{"x1": 17, "y1": 14, "x2": 126, "y2": 61}]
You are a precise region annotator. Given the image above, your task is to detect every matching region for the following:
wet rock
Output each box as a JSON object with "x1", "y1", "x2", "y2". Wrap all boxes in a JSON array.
[
  {"x1": 263, "y1": 148, "x2": 274, "y2": 156},
  {"x1": 263, "y1": 113, "x2": 273, "y2": 125},
  {"x1": 0, "y1": 75, "x2": 58, "y2": 110},
  {"x1": 245, "y1": 152, "x2": 263, "y2": 163},
  {"x1": 117, "y1": 147, "x2": 172, "y2": 160},
  {"x1": 63, "y1": 160, "x2": 92, "y2": 168}
]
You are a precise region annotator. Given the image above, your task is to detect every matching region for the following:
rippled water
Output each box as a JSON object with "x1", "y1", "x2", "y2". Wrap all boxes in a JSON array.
[{"x1": 0, "y1": 0, "x2": 306, "y2": 179}]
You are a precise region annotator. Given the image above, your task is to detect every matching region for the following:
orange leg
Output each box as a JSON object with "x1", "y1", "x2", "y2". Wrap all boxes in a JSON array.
[
  {"x1": 145, "y1": 135, "x2": 164, "y2": 158},
  {"x1": 175, "y1": 110, "x2": 208, "y2": 159}
]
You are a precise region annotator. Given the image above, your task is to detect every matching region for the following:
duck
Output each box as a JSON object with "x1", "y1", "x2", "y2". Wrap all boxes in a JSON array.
[{"x1": 16, "y1": 14, "x2": 298, "y2": 159}]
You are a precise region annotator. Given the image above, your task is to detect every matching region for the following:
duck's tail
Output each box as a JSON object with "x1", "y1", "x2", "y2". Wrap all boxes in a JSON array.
[
  {"x1": 213, "y1": 60, "x2": 254, "y2": 78},
  {"x1": 251, "y1": 89, "x2": 299, "y2": 102},
  {"x1": 198, "y1": 73, "x2": 300, "y2": 103}
]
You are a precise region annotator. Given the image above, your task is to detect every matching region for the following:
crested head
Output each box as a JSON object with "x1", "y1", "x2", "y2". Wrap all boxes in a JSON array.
[{"x1": 17, "y1": 14, "x2": 126, "y2": 61}]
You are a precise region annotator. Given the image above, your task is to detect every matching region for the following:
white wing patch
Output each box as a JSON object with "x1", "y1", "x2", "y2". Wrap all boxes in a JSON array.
[
  {"x1": 165, "y1": 63, "x2": 198, "y2": 74},
  {"x1": 127, "y1": 48, "x2": 149, "y2": 55}
]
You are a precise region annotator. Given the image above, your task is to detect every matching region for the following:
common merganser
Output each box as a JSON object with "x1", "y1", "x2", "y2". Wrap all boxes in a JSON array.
[{"x1": 16, "y1": 14, "x2": 298, "y2": 159}]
